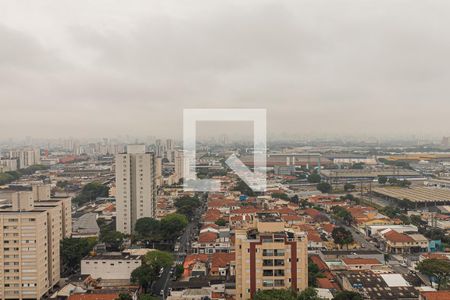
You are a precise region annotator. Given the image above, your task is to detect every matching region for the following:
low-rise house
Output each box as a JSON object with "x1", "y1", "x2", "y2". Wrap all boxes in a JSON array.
[
  {"x1": 192, "y1": 232, "x2": 231, "y2": 254},
  {"x1": 341, "y1": 258, "x2": 383, "y2": 270},
  {"x1": 380, "y1": 229, "x2": 429, "y2": 254},
  {"x1": 210, "y1": 252, "x2": 235, "y2": 277},
  {"x1": 81, "y1": 252, "x2": 142, "y2": 281}
]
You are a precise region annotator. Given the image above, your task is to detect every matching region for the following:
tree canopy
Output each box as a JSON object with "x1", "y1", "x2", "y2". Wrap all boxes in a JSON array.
[
  {"x1": 332, "y1": 291, "x2": 362, "y2": 300},
  {"x1": 253, "y1": 289, "x2": 298, "y2": 300},
  {"x1": 332, "y1": 227, "x2": 354, "y2": 249},
  {"x1": 308, "y1": 173, "x2": 321, "y2": 183},
  {"x1": 135, "y1": 214, "x2": 188, "y2": 242},
  {"x1": 60, "y1": 237, "x2": 97, "y2": 275},
  {"x1": 100, "y1": 230, "x2": 124, "y2": 251},
  {"x1": 73, "y1": 181, "x2": 109, "y2": 205},
  {"x1": 160, "y1": 213, "x2": 188, "y2": 240},
  {"x1": 174, "y1": 196, "x2": 201, "y2": 220},
  {"x1": 317, "y1": 182, "x2": 332, "y2": 194},
  {"x1": 135, "y1": 217, "x2": 161, "y2": 240},
  {"x1": 331, "y1": 206, "x2": 354, "y2": 226},
  {"x1": 131, "y1": 250, "x2": 174, "y2": 293},
  {"x1": 417, "y1": 258, "x2": 450, "y2": 290},
  {"x1": 344, "y1": 183, "x2": 356, "y2": 192},
  {"x1": 254, "y1": 288, "x2": 324, "y2": 300},
  {"x1": 272, "y1": 192, "x2": 290, "y2": 200},
  {"x1": 378, "y1": 176, "x2": 387, "y2": 184}
]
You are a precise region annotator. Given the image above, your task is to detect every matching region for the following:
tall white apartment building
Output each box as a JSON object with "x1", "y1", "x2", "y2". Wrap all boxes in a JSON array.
[
  {"x1": 174, "y1": 150, "x2": 185, "y2": 184},
  {"x1": 9, "y1": 149, "x2": 41, "y2": 169},
  {"x1": 115, "y1": 145, "x2": 156, "y2": 234},
  {"x1": 0, "y1": 158, "x2": 18, "y2": 172},
  {"x1": 0, "y1": 191, "x2": 68, "y2": 299}
]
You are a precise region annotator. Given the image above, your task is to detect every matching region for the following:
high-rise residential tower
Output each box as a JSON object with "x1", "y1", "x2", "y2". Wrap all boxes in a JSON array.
[
  {"x1": 115, "y1": 145, "x2": 156, "y2": 234},
  {"x1": 0, "y1": 191, "x2": 69, "y2": 299},
  {"x1": 235, "y1": 213, "x2": 308, "y2": 300}
]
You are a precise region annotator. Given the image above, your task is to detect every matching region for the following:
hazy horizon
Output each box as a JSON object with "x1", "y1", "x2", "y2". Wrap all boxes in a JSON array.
[{"x1": 1, "y1": 0, "x2": 450, "y2": 139}]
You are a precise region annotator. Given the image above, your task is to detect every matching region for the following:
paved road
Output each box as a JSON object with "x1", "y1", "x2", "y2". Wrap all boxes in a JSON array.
[
  {"x1": 335, "y1": 220, "x2": 378, "y2": 251},
  {"x1": 152, "y1": 193, "x2": 207, "y2": 299}
]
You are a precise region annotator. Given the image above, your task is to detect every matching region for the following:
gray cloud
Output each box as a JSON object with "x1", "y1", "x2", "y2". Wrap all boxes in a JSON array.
[{"x1": 0, "y1": 0, "x2": 450, "y2": 140}]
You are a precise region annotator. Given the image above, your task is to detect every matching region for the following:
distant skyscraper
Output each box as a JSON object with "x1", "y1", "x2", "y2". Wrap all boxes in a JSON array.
[
  {"x1": 166, "y1": 139, "x2": 173, "y2": 151},
  {"x1": 155, "y1": 139, "x2": 163, "y2": 157},
  {"x1": 9, "y1": 148, "x2": 41, "y2": 169},
  {"x1": 174, "y1": 150, "x2": 185, "y2": 183},
  {"x1": 115, "y1": 145, "x2": 156, "y2": 234}
]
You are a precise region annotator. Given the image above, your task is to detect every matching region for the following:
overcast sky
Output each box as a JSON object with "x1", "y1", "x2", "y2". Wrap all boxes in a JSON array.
[{"x1": 0, "y1": 0, "x2": 449, "y2": 140}]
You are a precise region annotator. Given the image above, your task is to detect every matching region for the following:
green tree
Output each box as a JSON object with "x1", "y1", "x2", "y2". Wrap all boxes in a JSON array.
[
  {"x1": 298, "y1": 287, "x2": 322, "y2": 300},
  {"x1": 272, "y1": 192, "x2": 290, "y2": 200},
  {"x1": 399, "y1": 180, "x2": 412, "y2": 187},
  {"x1": 117, "y1": 294, "x2": 132, "y2": 300},
  {"x1": 56, "y1": 180, "x2": 70, "y2": 188},
  {"x1": 215, "y1": 218, "x2": 227, "y2": 226},
  {"x1": 174, "y1": 264, "x2": 184, "y2": 279},
  {"x1": 417, "y1": 259, "x2": 450, "y2": 290},
  {"x1": 332, "y1": 227, "x2": 354, "y2": 249},
  {"x1": 388, "y1": 177, "x2": 398, "y2": 185},
  {"x1": 144, "y1": 250, "x2": 174, "y2": 270},
  {"x1": 60, "y1": 237, "x2": 97, "y2": 274},
  {"x1": 378, "y1": 176, "x2": 387, "y2": 185},
  {"x1": 131, "y1": 265, "x2": 156, "y2": 293},
  {"x1": 253, "y1": 289, "x2": 298, "y2": 300},
  {"x1": 0, "y1": 171, "x2": 21, "y2": 185},
  {"x1": 175, "y1": 196, "x2": 201, "y2": 220},
  {"x1": 344, "y1": 183, "x2": 356, "y2": 192},
  {"x1": 308, "y1": 173, "x2": 321, "y2": 183},
  {"x1": 73, "y1": 181, "x2": 109, "y2": 205},
  {"x1": 317, "y1": 182, "x2": 332, "y2": 193},
  {"x1": 379, "y1": 206, "x2": 401, "y2": 219},
  {"x1": 160, "y1": 213, "x2": 188, "y2": 240},
  {"x1": 332, "y1": 291, "x2": 362, "y2": 300},
  {"x1": 135, "y1": 217, "x2": 161, "y2": 240},
  {"x1": 351, "y1": 163, "x2": 365, "y2": 169},
  {"x1": 308, "y1": 258, "x2": 325, "y2": 287},
  {"x1": 331, "y1": 206, "x2": 354, "y2": 226},
  {"x1": 131, "y1": 250, "x2": 174, "y2": 291},
  {"x1": 101, "y1": 230, "x2": 124, "y2": 251}
]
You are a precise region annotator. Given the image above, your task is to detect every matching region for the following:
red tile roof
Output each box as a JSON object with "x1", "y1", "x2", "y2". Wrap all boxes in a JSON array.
[
  {"x1": 210, "y1": 252, "x2": 235, "y2": 272},
  {"x1": 183, "y1": 254, "x2": 209, "y2": 277},
  {"x1": 342, "y1": 258, "x2": 381, "y2": 265},
  {"x1": 282, "y1": 215, "x2": 303, "y2": 222},
  {"x1": 230, "y1": 207, "x2": 259, "y2": 214},
  {"x1": 322, "y1": 223, "x2": 335, "y2": 234},
  {"x1": 304, "y1": 208, "x2": 321, "y2": 218},
  {"x1": 310, "y1": 255, "x2": 329, "y2": 271},
  {"x1": 198, "y1": 232, "x2": 218, "y2": 243},
  {"x1": 208, "y1": 199, "x2": 236, "y2": 208},
  {"x1": 421, "y1": 253, "x2": 449, "y2": 260},
  {"x1": 421, "y1": 291, "x2": 450, "y2": 300},
  {"x1": 307, "y1": 232, "x2": 323, "y2": 243},
  {"x1": 316, "y1": 277, "x2": 336, "y2": 289},
  {"x1": 383, "y1": 230, "x2": 415, "y2": 243}
]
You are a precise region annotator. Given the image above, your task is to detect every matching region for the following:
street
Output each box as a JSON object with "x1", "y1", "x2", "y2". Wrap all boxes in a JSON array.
[{"x1": 151, "y1": 193, "x2": 206, "y2": 298}]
